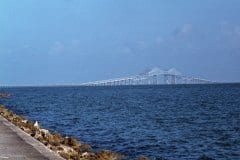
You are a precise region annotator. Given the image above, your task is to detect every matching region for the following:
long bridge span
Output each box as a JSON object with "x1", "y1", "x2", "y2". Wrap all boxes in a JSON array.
[{"x1": 81, "y1": 67, "x2": 215, "y2": 86}]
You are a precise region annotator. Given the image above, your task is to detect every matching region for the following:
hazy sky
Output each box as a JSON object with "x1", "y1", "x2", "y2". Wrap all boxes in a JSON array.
[{"x1": 1, "y1": 0, "x2": 240, "y2": 85}]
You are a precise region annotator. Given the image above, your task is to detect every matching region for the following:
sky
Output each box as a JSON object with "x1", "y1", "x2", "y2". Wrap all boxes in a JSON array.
[{"x1": 1, "y1": 0, "x2": 240, "y2": 85}]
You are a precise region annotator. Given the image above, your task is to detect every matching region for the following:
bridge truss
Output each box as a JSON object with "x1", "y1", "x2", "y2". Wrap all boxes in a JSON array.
[{"x1": 81, "y1": 68, "x2": 215, "y2": 86}]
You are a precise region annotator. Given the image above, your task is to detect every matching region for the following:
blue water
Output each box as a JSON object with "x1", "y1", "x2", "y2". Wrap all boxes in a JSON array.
[{"x1": 0, "y1": 84, "x2": 239, "y2": 160}]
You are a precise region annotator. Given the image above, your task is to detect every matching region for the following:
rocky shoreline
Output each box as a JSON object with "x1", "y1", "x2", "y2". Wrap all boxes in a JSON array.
[
  {"x1": 0, "y1": 92, "x2": 128, "y2": 160},
  {"x1": 0, "y1": 93, "x2": 150, "y2": 160},
  {"x1": 0, "y1": 104, "x2": 127, "y2": 160},
  {"x1": 0, "y1": 93, "x2": 215, "y2": 160}
]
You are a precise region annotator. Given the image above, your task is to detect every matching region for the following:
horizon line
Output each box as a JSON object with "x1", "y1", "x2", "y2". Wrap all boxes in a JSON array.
[{"x1": 1, "y1": 82, "x2": 240, "y2": 88}]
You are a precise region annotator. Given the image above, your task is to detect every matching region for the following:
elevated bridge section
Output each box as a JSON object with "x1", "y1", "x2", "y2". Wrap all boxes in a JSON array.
[{"x1": 81, "y1": 68, "x2": 215, "y2": 86}]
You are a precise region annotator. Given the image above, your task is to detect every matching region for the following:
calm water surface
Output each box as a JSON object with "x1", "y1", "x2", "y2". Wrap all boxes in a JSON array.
[{"x1": 0, "y1": 84, "x2": 239, "y2": 160}]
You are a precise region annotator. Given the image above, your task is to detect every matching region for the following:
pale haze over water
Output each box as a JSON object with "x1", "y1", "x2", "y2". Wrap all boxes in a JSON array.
[{"x1": 1, "y1": 0, "x2": 240, "y2": 85}]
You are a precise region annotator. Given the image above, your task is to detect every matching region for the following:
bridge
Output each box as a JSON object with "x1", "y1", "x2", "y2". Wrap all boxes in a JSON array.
[{"x1": 81, "y1": 67, "x2": 215, "y2": 86}]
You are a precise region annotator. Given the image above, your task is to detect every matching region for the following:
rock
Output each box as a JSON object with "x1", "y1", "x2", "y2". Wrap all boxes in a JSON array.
[
  {"x1": 79, "y1": 144, "x2": 92, "y2": 152},
  {"x1": 80, "y1": 152, "x2": 96, "y2": 160},
  {"x1": 58, "y1": 149, "x2": 79, "y2": 160},
  {"x1": 35, "y1": 133, "x2": 47, "y2": 145},
  {"x1": 12, "y1": 115, "x2": 25, "y2": 127},
  {"x1": 95, "y1": 150, "x2": 125, "y2": 160},
  {"x1": 69, "y1": 152, "x2": 79, "y2": 160},
  {"x1": 33, "y1": 130, "x2": 42, "y2": 139},
  {"x1": 22, "y1": 120, "x2": 28, "y2": 123},
  {"x1": 63, "y1": 137, "x2": 80, "y2": 147},
  {"x1": 59, "y1": 151, "x2": 70, "y2": 159},
  {"x1": 48, "y1": 133, "x2": 63, "y2": 146},
  {"x1": 82, "y1": 152, "x2": 89, "y2": 156},
  {"x1": 24, "y1": 128, "x2": 33, "y2": 135},
  {"x1": 49, "y1": 145, "x2": 58, "y2": 151},
  {"x1": 43, "y1": 132, "x2": 64, "y2": 147},
  {"x1": 40, "y1": 129, "x2": 50, "y2": 138},
  {"x1": 26, "y1": 121, "x2": 35, "y2": 130},
  {"x1": 57, "y1": 146, "x2": 64, "y2": 151},
  {"x1": 0, "y1": 106, "x2": 7, "y2": 114}
]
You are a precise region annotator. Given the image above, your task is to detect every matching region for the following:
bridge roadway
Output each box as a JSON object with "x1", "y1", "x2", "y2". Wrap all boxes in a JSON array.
[
  {"x1": 0, "y1": 115, "x2": 63, "y2": 160},
  {"x1": 81, "y1": 68, "x2": 215, "y2": 86},
  {"x1": 81, "y1": 73, "x2": 214, "y2": 86}
]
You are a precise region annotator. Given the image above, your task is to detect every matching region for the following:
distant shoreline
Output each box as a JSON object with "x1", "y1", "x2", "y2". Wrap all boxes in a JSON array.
[
  {"x1": 0, "y1": 82, "x2": 239, "y2": 88},
  {"x1": 0, "y1": 93, "x2": 11, "y2": 98}
]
